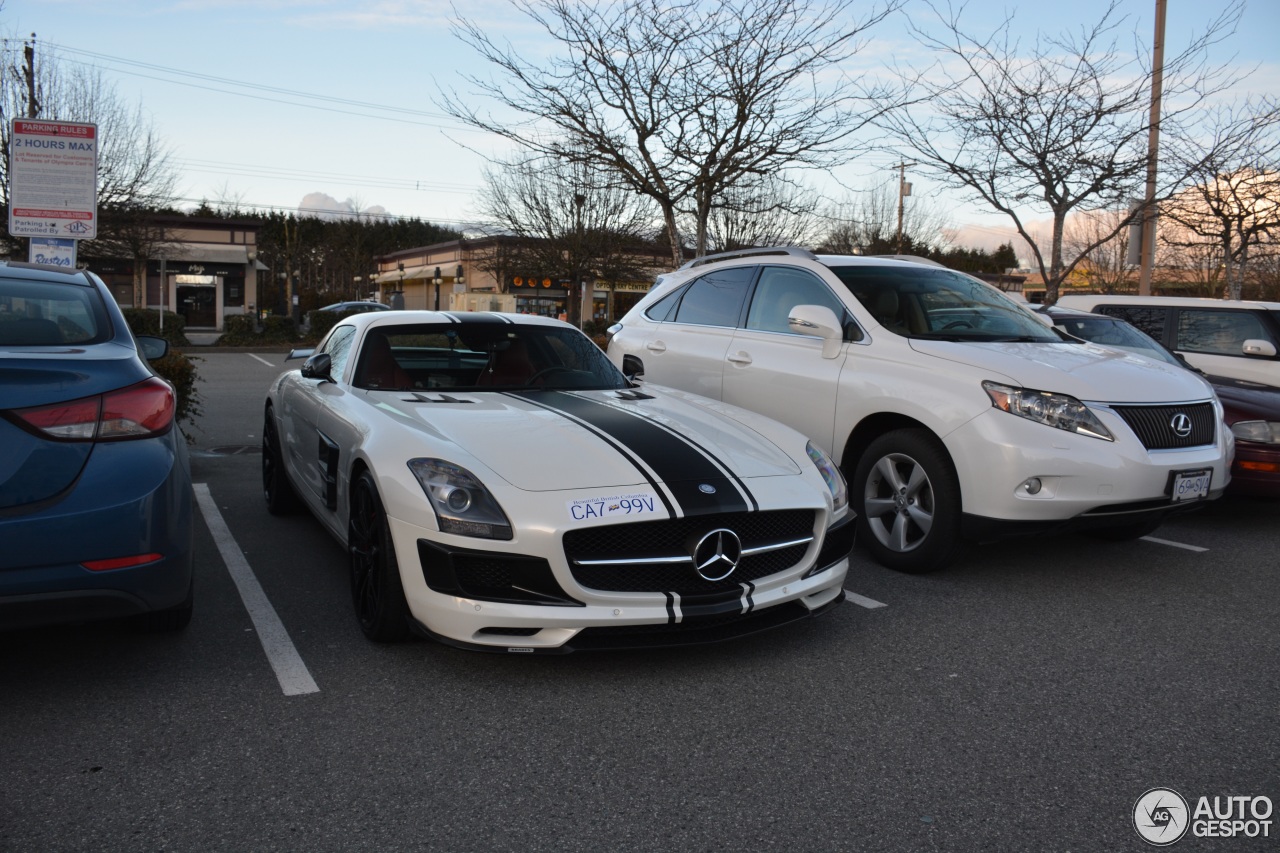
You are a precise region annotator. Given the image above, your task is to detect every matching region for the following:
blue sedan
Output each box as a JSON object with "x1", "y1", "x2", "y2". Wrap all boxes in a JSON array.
[{"x1": 0, "y1": 262, "x2": 194, "y2": 631}]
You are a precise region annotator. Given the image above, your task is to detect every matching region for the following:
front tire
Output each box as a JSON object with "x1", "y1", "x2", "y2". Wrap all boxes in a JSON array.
[
  {"x1": 263, "y1": 406, "x2": 302, "y2": 515},
  {"x1": 348, "y1": 471, "x2": 412, "y2": 642},
  {"x1": 853, "y1": 429, "x2": 964, "y2": 573}
]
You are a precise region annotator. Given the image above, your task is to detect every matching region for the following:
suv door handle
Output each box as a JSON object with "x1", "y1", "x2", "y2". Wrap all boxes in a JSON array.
[
  {"x1": 645, "y1": 341, "x2": 667, "y2": 353},
  {"x1": 727, "y1": 352, "x2": 752, "y2": 365}
]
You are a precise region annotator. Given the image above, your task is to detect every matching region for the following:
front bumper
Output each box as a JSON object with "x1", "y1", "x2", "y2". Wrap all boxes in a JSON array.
[
  {"x1": 387, "y1": 508, "x2": 854, "y2": 653},
  {"x1": 945, "y1": 406, "x2": 1232, "y2": 532}
]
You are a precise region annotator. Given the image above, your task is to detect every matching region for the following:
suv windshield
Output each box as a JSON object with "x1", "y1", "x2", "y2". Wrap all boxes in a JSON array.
[
  {"x1": 829, "y1": 264, "x2": 1058, "y2": 342},
  {"x1": 353, "y1": 323, "x2": 630, "y2": 392}
]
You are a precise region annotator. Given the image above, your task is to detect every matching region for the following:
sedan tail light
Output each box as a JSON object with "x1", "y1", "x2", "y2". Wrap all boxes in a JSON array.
[{"x1": 12, "y1": 377, "x2": 175, "y2": 441}]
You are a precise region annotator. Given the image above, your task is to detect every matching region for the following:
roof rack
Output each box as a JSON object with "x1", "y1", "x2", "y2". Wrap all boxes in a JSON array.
[{"x1": 678, "y1": 246, "x2": 818, "y2": 270}]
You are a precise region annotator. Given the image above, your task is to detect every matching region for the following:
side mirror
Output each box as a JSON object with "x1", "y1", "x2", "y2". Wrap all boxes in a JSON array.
[
  {"x1": 1242, "y1": 339, "x2": 1277, "y2": 357},
  {"x1": 136, "y1": 335, "x2": 169, "y2": 361},
  {"x1": 787, "y1": 304, "x2": 844, "y2": 359},
  {"x1": 622, "y1": 354, "x2": 645, "y2": 382},
  {"x1": 301, "y1": 352, "x2": 333, "y2": 382}
]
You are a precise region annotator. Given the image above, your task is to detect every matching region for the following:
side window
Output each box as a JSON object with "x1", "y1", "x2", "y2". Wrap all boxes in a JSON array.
[
  {"x1": 745, "y1": 267, "x2": 846, "y2": 334},
  {"x1": 644, "y1": 288, "x2": 683, "y2": 322},
  {"x1": 1097, "y1": 306, "x2": 1168, "y2": 340},
  {"x1": 322, "y1": 325, "x2": 357, "y2": 379},
  {"x1": 1176, "y1": 310, "x2": 1268, "y2": 356},
  {"x1": 672, "y1": 266, "x2": 755, "y2": 327}
]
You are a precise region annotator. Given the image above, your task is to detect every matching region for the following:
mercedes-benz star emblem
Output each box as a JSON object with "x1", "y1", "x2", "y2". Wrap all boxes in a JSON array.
[
  {"x1": 691, "y1": 528, "x2": 743, "y2": 582},
  {"x1": 698, "y1": 483, "x2": 717, "y2": 494},
  {"x1": 1169, "y1": 412, "x2": 1193, "y2": 438}
]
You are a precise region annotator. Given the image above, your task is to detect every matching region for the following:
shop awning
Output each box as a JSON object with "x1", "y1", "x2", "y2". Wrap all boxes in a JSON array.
[
  {"x1": 374, "y1": 265, "x2": 436, "y2": 284},
  {"x1": 159, "y1": 244, "x2": 253, "y2": 265}
]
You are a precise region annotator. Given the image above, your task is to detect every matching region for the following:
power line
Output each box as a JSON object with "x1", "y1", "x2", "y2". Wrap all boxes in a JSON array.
[{"x1": 172, "y1": 158, "x2": 478, "y2": 194}]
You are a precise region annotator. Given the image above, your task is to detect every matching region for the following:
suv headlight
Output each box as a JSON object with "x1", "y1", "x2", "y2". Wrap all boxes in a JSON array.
[
  {"x1": 1231, "y1": 420, "x2": 1280, "y2": 444},
  {"x1": 408, "y1": 458, "x2": 513, "y2": 540},
  {"x1": 982, "y1": 381, "x2": 1114, "y2": 441},
  {"x1": 807, "y1": 442, "x2": 848, "y2": 511}
]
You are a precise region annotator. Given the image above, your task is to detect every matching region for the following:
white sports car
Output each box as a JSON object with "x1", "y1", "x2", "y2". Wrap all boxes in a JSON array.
[{"x1": 264, "y1": 311, "x2": 854, "y2": 653}]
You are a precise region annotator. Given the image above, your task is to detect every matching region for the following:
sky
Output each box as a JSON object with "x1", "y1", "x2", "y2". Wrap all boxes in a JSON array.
[{"x1": 5, "y1": 0, "x2": 1279, "y2": 256}]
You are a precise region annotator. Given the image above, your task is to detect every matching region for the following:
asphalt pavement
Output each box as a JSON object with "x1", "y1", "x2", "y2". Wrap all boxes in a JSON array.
[{"x1": 2, "y1": 350, "x2": 1276, "y2": 852}]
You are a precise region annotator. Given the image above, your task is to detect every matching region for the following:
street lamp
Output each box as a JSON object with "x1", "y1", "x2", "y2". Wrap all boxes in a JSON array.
[
  {"x1": 353, "y1": 275, "x2": 362, "y2": 300},
  {"x1": 432, "y1": 266, "x2": 442, "y2": 311}
]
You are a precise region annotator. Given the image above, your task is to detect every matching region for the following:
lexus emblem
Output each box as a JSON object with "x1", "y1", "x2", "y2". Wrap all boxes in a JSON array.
[
  {"x1": 691, "y1": 528, "x2": 742, "y2": 582},
  {"x1": 1169, "y1": 413, "x2": 1193, "y2": 438}
]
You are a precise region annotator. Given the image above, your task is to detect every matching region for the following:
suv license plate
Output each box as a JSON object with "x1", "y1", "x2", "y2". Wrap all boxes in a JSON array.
[{"x1": 1172, "y1": 469, "x2": 1212, "y2": 502}]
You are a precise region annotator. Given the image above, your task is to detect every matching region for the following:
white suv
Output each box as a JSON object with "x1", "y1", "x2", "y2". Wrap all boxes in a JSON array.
[
  {"x1": 1054, "y1": 294, "x2": 1280, "y2": 387},
  {"x1": 607, "y1": 248, "x2": 1233, "y2": 573}
]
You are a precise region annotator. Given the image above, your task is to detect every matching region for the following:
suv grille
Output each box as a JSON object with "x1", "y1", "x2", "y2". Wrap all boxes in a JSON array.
[
  {"x1": 1110, "y1": 402, "x2": 1216, "y2": 450},
  {"x1": 562, "y1": 509, "x2": 815, "y2": 593}
]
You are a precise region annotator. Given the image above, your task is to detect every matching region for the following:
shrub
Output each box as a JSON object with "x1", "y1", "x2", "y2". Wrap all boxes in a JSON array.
[{"x1": 121, "y1": 309, "x2": 202, "y2": 436}]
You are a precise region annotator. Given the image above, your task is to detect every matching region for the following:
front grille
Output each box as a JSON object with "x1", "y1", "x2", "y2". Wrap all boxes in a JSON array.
[
  {"x1": 562, "y1": 509, "x2": 814, "y2": 594},
  {"x1": 1110, "y1": 402, "x2": 1216, "y2": 450}
]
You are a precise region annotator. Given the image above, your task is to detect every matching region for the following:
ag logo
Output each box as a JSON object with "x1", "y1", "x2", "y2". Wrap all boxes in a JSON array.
[{"x1": 1134, "y1": 788, "x2": 1190, "y2": 846}]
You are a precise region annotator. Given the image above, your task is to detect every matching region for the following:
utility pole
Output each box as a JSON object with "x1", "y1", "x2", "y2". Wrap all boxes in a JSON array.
[
  {"x1": 1138, "y1": 0, "x2": 1167, "y2": 296},
  {"x1": 23, "y1": 34, "x2": 40, "y2": 118},
  {"x1": 895, "y1": 161, "x2": 916, "y2": 254}
]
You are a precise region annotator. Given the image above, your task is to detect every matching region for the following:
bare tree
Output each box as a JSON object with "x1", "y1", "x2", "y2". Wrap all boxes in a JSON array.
[
  {"x1": 1061, "y1": 207, "x2": 1135, "y2": 293},
  {"x1": 441, "y1": 0, "x2": 904, "y2": 268},
  {"x1": 1160, "y1": 100, "x2": 1280, "y2": 300},
  {"x1": 1, "y1": 37, "x2": 178, "y2": 302},
  {"x1": 703, "y1": 174, "x2": 826, "y2": 252},
  {"x1": 475, "y1": 153, "x2": 659, "y2": 326},
  {"x1": 817, "y1": 180, "x2": 952, "y2": 255},
  {"x1": 881, "y1": 0, "x2": 1259, "y2": 304}
]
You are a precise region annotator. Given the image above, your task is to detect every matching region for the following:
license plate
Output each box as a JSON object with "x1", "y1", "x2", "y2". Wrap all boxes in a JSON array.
[{"x1": 1172, "y1": 469, "x2": 1212, "y2": 502}]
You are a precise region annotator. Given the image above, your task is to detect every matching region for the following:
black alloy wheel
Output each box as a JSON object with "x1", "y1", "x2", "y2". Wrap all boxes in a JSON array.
[
  {"x1": 348, "y1": 471, "x2": 412, "y2": 642},
  {"x1": 262, "y1": 407, "x2": 302, "y2": 516}
]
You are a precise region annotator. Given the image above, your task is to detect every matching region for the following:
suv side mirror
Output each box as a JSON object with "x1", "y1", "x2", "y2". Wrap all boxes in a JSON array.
[
  {"x1": 787, "y1": 304, "x2": 844, "y2": 359},
  {"x1": 1242, "y1": 339, "x2": 1277, "y2": 357}
]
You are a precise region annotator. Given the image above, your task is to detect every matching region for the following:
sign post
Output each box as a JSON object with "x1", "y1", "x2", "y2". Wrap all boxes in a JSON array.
[{"x1": 8, "y1": 119, "x2": 99, "y2": 241}]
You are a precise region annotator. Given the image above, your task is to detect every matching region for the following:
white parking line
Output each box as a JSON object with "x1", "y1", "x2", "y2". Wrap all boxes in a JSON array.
[
  {"x1": 193, "y1": 484, "x2": 320, "y2": 696},
  {"x1": 247, "y1": 353, "x2": 275, "y2": 367},
  {"x1": 845, "y1": 590, "x2": 888, "y2": 609},
  {"x1": 1140, "y1": 536, "x2": 1209, "y2": 553}
]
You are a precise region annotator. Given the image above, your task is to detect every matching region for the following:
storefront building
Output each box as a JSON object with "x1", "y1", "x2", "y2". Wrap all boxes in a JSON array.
[
  {"x1": 83, "y1": 216, "x2": 263, "y2": 332},
  {"x1": 373, "y1": 236, "x2": 665, "y2": 324}
]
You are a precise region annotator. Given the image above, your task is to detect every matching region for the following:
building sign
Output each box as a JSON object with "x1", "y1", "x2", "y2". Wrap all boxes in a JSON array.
[
  {"x1": 8, "y1": 120, "x2": 98, "y2": 239},
  {"x1": 28, "y1": 237, "x2": 77, "y2": 267}
]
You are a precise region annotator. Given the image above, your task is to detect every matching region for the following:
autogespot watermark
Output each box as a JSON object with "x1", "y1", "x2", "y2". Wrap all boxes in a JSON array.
[{"x1": 1133, "y1": 788, "x2": 1273, "y2": 845}]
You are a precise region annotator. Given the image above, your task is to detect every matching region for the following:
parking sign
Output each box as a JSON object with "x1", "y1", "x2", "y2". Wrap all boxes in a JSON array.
[{"x1": 8, "y1": 119, "x2": 98, "y2": 240}]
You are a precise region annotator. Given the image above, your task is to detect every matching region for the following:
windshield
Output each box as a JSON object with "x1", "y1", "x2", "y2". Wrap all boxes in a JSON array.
[
  {"x1": 828, "y1": 264, "x2": 1059, "y2": 342},
  {"x1": 1050, "y1": 314, "x2": 1184, "y2": 366},
  {"x1": 353, "y1": 322, "x2": 629, "y2": 392}
]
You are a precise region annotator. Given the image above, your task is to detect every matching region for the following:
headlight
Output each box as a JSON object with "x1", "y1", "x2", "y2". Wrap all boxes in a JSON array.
[
  {"x1": 1231, "y1": 420, "x2": 1280, "y2": 444},
  {"x1": 982, "y1": 381, "x2": 1114, "y2": 441},
  {"x1": 806, "y1": 442, "x2": 848, "y2": 511},
  {"x1": 407, "y1": 458, "x2": 513, "y2": 540}
]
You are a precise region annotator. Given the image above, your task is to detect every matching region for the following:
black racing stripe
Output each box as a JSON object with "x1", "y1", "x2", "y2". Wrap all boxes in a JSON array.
[
  {"x1": 598, "y1": 396, "x2": 761, "y2": 513},
  {"x1": 514, "y1": 391, "x2": 750, "y2": 517},
  {"x1": 509, "y1": 392, "x2": 677, "y2": 519},
  {"x1": 664, "y1": 592, "x2": 677, "y2": 624},
  {"x1": 679, "y1": 589, "x2": 750, "y2": 620},
  {"x1": 442, "y1": 312, "x2": 510, "y2": 325}
]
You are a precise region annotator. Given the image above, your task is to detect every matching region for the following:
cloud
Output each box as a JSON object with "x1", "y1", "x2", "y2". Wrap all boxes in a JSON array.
[{"x1": 298, "y1": 192, "x2": 390, "y2": 220}]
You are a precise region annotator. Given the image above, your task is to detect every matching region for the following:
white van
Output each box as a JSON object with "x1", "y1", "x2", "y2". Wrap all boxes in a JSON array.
[
  {"x1": 1055, "y1": 294, "x2": 1280, "y2": 387},
  {"x1": 607, "y1": 248, "x2": 1233, "y2": 573}
]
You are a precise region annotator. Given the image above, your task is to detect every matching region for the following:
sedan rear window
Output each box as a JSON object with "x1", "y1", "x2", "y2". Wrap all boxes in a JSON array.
[{"x1": 0, "y1": 277, "x2": 108, "y2": 346}]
